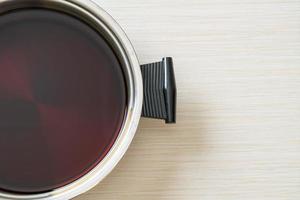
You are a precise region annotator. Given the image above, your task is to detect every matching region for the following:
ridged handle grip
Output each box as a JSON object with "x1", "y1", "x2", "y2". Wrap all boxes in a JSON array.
[{"x1": 140, "y1": 57, "x2": 177, "y2": 123}]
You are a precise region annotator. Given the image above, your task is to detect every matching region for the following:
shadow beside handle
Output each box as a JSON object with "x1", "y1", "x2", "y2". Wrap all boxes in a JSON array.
[{"x1": 140, "y1": 57, "x2": 177, "y2": 124}]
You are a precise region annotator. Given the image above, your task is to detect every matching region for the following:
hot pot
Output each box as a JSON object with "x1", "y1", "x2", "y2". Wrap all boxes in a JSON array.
[{"x1": 0, "y1": 0, "x2": 176, "y2": 199}]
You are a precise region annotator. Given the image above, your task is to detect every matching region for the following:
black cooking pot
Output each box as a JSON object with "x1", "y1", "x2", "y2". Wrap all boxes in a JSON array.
[{"x1": 0, "y1": 0, "x2": 176, "y2": 199}]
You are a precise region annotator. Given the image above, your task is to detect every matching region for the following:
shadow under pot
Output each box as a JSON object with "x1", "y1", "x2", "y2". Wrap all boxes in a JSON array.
[{"x1": 0, "y1": 0, "x2": 176, "y2": 199}]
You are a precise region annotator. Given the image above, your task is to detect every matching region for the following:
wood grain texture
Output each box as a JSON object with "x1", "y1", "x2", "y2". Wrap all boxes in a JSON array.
[{"x1": 75, "y1": 0, "x2": 300, "y2": 199}]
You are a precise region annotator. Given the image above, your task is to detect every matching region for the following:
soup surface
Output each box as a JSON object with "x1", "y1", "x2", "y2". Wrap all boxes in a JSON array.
[{"x1": 0, "y1": 9, "x2": 126, "y2": 193}]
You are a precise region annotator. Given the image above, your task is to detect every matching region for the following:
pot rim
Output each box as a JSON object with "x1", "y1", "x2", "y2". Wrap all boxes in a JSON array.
[{"x1": 0, "y1": 0, "x2": 143, "y2": 199}]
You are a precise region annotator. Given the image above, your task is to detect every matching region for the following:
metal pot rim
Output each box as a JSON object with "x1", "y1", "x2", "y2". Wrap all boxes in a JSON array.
[{"x1": 0, "y1": 0, "x2": 143, "y2": 199}]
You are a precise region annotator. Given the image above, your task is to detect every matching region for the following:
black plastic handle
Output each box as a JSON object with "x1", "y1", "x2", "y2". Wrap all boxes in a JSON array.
[{"x1": 140, "y1": 57, "x2": 177, "y2": 123}]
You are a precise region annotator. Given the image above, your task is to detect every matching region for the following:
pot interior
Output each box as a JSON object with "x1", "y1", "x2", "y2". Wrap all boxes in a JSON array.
[{"x1": 0, "y1": 8, "x2": 127, "y2": 194}]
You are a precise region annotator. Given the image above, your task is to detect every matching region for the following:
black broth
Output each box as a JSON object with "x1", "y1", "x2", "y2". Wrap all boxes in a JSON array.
[{"x1": 0, "y1": 9, "x2": 126, "y2": 193}]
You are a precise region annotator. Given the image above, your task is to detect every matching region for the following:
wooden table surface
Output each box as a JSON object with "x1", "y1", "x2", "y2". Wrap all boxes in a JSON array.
[{"x1": 76, "y1": 0, "x2": 300, "y2": 199}]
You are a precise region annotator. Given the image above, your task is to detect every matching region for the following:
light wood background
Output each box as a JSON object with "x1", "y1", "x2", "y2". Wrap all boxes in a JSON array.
[{"x1": 76, "y1": 0, "x2": 300, "y2": 199}]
